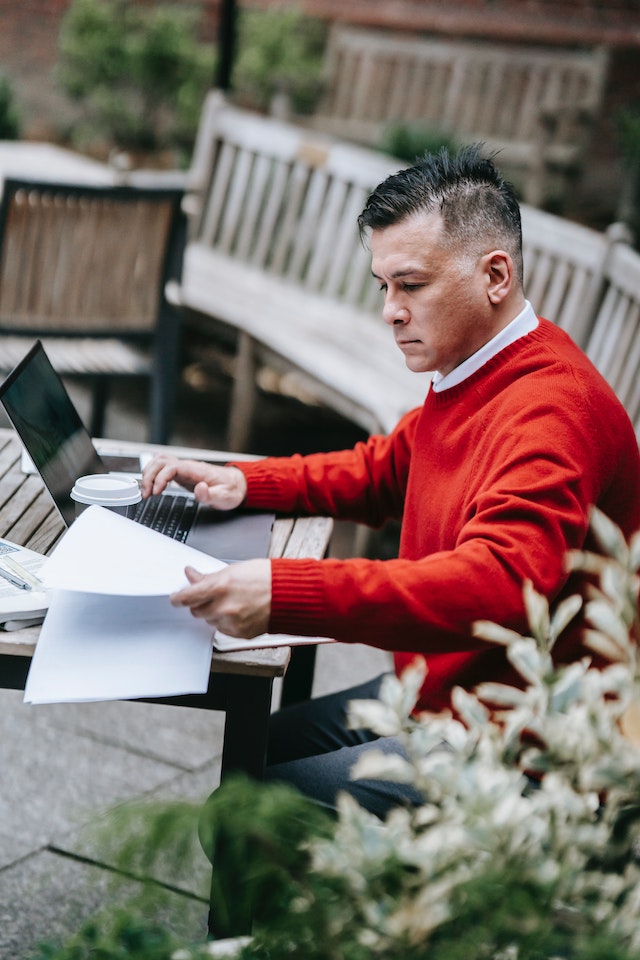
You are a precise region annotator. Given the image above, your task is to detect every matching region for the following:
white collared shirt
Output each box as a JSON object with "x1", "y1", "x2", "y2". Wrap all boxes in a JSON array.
[{"x1": 431, "y1": 300, "x2": 539, "y2": 393}]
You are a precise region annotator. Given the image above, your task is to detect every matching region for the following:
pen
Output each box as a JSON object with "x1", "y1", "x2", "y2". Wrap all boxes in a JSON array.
[
  {"x1": 0, "y1": 564, "x2": 32, "y2": 591},
  {"x1": 2, "y1": 554, "x2": 43, "y2": 589}
]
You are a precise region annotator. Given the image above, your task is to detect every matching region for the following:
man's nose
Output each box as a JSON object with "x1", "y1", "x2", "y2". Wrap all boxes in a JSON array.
[{"x1": 382, "y1": 293, "x2": 409, "y2": 326}]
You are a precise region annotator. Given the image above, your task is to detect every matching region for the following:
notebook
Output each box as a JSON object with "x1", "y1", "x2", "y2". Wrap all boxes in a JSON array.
[{"x1": 0, "y1": 340, "x2": 275, "y2": 563}]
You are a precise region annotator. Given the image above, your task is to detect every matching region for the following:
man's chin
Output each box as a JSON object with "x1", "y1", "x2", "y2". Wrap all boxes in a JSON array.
[{"x1": 403, "y1": 357, "x2": 432, "y2": 374}]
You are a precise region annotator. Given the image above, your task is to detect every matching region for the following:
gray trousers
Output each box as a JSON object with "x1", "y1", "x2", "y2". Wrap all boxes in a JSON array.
[{"x1": 264, "y1": 673, "x2": 423, "y2": 819}]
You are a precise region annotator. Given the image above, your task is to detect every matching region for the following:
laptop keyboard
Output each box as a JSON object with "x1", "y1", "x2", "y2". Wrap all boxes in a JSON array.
[{"x1": 132, "y1": 494, "x2": 198, "y2": 542}]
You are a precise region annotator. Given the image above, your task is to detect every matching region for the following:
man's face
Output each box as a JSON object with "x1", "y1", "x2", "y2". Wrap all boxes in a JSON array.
[{"x1": 370, "y1": 211, "x2": 498, "y2": 377}]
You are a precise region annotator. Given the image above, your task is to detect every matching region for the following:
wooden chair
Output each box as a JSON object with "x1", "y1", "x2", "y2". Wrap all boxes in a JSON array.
[
  {"x1": 585, "y1": 240, "x2": 640, "y2": 440},
  {"x1": 0, "y1": 178, "x2": 186, "y2": 443}
]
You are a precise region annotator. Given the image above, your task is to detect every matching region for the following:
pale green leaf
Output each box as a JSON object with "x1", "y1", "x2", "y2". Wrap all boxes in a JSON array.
[
  {"x1": 451, "y1": 686, "x2": 489, "y2": 726},
  {"x1": 550, "y1": 593, "x2": 582, "y2": 642},
  {"x1": 523, "y1": 579, "x2": 550, "y2": 642},
  {"x1": 589, "y1": 506, "x2": 629, "y2": 564},
  {"x1": 582, "y1": 627, "x2": 628, "y2": 665},
  {"x1": 630, "y1": 530, "x2": 640, "y2": 573},
  {"x1": 473, "y1": 620, "x2": 526, "y2": 646},
  {"x1": 347, "y1": 699, "x2": 401, "y2": 737},
  {"x1": 507, "y1": 637, "x2": 546, "y2": 685},
  {"x1": 350, "y1": 751, "x2": 416, "y2": 784},
  {"x1": 474, "y1": 681, "x2": 527, "y2": 707},
  {"x1": 585, "y1": 599, "x2": 632, "y2": 648}
]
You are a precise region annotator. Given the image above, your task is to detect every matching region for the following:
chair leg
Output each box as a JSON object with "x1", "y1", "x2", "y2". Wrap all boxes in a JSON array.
[
  {"x1": 90, "y1": 378, "x2": 109, "y2": 438},
  {"x1": 226, "y1": 332, "x2": 258, "y2": 453},
  {"x1": 150, "y1": 307, "x2": 182, "y2": 445}
]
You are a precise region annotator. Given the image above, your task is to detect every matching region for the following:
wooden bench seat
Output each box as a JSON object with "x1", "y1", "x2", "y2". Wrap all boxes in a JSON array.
[{"x1": 302, "y1": 26, "x2": 609, "y2": 209}]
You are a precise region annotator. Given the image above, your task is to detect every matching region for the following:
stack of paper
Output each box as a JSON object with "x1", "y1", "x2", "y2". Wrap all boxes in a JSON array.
[
  {"x1": 25, "y1": 507, "x2": 225, "y2": 705},
  {"x1": 24, "y1": 506, "x2": 332, "y2": 705}
]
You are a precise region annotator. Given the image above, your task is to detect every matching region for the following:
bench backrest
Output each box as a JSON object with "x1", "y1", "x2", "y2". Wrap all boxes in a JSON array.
[
  {"x1": 316, "y1": 26, "x2": 608, "y2": 149},
  {"x1": 187, "y1": 92, "x2": 623, "y2": 352},
  {"x1": 188, "y1": 92, "x2": 401, "y2": 317},
  {"x1": 586, "y1": 241, "x2": 640, "y2": 438},
  {"x1": 520, "y1": 205, "x2": 620, "y2": 349}
]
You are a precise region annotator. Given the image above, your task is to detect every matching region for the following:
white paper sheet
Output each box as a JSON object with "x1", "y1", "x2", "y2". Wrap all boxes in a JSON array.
[
  {"x1": 42, "y1": 505, "x2": 226, "y2": 595},
  {"x1": 24, "y1": 591, "x2": 214, "y2": 703},
  {"x1": 212, "y1": 631, "x2": 334, "y2": 652},
  {"x1": 25, "y1": 505, "x2": 225, "y2": 704}
]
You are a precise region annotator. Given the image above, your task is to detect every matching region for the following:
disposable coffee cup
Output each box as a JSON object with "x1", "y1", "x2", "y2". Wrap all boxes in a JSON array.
[{"x1": 71, "y1": 474, "x2": 141, "y2": 519}]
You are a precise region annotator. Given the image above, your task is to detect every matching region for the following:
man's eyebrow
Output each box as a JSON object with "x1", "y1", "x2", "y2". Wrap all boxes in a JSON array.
[{"x1": 371, "y1": 267, "x2": 426, "y2": 280}]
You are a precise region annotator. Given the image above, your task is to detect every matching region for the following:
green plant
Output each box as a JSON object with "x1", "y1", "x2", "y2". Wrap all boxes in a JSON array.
[
  {"x1": 380, "y1": 122, "x2": 459, "y2": 164},
  {"x1": 616, "y1": 104, "x2": 640, "y2": 242},
  {"x1": 232, "y1": 6, "x2": 327, "y2": 115},
  {"x1": 0, "y1": 72, "x2": 20, "y2": 139},
  {"x1": 32, "y1": 508, "x2": 640, "y2": 959},
  {"x1": 57, "y1": 0, "x2": 214, "y2": 156}
]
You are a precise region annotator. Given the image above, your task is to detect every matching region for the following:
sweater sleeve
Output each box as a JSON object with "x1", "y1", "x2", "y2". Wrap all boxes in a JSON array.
[{"x1": 231, "y1": 407, "x2": 420, "y2": 528}]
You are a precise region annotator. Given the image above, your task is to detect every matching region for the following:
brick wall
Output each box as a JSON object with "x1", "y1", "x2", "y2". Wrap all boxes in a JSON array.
[{"x1": 245, "y1": 0, "x2": 640, "y2": 47}]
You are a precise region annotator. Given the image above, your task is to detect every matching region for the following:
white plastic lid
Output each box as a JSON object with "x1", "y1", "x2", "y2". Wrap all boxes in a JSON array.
[{"x1": 70, "y1": 473, "x2": 141, "y2": 507}]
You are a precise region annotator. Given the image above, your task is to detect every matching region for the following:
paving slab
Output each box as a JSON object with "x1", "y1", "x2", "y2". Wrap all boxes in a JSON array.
[
  {"x1": 28, "y1": 699, "x2": 226, "y2": 771},
  {"x1": 0, "y1": 847, "x2": 207, "y2": 959},
  {"x1": 0, "y1": 691, "x2": 186, "y2": 870}
]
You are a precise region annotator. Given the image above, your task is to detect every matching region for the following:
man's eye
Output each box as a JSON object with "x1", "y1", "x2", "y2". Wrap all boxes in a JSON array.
[
  {"x1": 378, "y1": 283, "x2": 387, "y2": 293},
  {"x1": 402, "y1": 283, "x2": 422, "y2": 291}
]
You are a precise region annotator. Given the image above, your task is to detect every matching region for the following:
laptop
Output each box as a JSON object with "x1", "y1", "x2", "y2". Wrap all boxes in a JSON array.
[{"x1": 0, "y1": 341, "x2": 275, "y2": 563}]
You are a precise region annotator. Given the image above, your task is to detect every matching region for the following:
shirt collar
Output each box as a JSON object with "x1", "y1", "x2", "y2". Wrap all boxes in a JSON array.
[{"x1": 431, "y1": 300, "x2": 539, "y2": 393}]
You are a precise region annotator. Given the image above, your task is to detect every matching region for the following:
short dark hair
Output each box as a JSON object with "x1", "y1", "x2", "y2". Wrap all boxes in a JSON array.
[{"x1": 358, "y1": 143, "x2": 523, "y2": 284}]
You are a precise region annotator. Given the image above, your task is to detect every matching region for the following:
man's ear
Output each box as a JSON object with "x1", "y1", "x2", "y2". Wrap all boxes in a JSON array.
[{"x1": 485, "y1": 250, "x2": 513, "y2": 304}]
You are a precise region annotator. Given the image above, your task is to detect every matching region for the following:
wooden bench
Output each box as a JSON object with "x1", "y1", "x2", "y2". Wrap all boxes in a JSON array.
[
  {"x1": 172, "y1": 91, "x2": 631, "y2": 454},
  {"x1": 302, "y1": 25, "x2": 609, "y2": 208}
]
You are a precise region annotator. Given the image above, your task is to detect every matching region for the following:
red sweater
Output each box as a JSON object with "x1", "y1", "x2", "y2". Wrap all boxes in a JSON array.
[{"x1": 235, "y1": 320, "x2": 640, "y2": 712}]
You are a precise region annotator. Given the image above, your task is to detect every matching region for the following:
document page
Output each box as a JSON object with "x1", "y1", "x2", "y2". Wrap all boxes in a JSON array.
[{"x1": 25, "y1": 506, "x2": 225, "y2": 704}]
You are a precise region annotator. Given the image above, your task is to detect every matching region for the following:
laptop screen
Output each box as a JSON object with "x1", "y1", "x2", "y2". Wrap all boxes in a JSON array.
[{"x1": 0, "y1": 341, "x2": 105, "y2": 526}]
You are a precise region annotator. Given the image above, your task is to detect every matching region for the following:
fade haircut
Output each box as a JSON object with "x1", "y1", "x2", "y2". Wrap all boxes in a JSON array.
[{"x1": 358, "y1": 143, "x2": 524, "y2": 285}]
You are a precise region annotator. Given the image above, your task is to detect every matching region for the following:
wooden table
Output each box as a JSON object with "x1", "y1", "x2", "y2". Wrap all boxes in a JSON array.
[
  {"x1": 0, "y1": 140, "x2": 189, "y2": 197},
  {"x1": 0, "y1": 141, "x2": 114, "y2": 195},
  {"x1": 0, "y1": 428, "x2": 332, "y2": 933}
]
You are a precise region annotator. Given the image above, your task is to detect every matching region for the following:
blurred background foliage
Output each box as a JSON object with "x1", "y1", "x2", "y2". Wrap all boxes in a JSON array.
[
  {"x1": 55, "y1": 0, "x2": 328, "y2": 162},
  {"x1": 57, "y1": 0, "x2": 214, "y2": 159},
  {"x1": 231, "y1": 5, "x2": 327, "y2": 115},
  {"x1": 0, "y1": 72, "x2": 21, "y2": 140}
]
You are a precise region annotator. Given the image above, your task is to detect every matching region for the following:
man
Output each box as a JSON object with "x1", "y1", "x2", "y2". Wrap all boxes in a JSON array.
[{"x1": 141, "y1": 145, "x2": 640, "y2": 817}]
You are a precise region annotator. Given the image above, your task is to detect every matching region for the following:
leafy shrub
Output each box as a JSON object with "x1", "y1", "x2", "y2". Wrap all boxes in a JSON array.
[
  {"x1": 33, "y1": 508, "x2": 640, "y2": 959},
  {"x1": 57, "y1": 0, "x2": 214, "y2": 156},
  {"x1": 380, "y1": 121, "x2": 459, "y2": 164},
  {"x1": 0, "y1": 72, "x2": 20, "y2": 139},
  {"x1": 232, "y1": 6, "x2": 327, "y2": 115}
]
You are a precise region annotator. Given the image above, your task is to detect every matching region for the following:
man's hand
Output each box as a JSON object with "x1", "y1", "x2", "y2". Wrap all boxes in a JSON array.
[
  {"x1": 170, "y1": 559, "x2": 272, "y2": 638},
  {"x1": 140, "y1": 455, "x2": 248, "y2": 511}
]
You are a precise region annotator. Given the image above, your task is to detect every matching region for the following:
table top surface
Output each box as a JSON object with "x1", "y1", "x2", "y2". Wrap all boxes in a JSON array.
[
  {"x1": 0, "y1": 141, "x2": 189, "y2": 195},
  {"x1": 0, "y1": 429, "x2": 333, "y2": 677}
]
